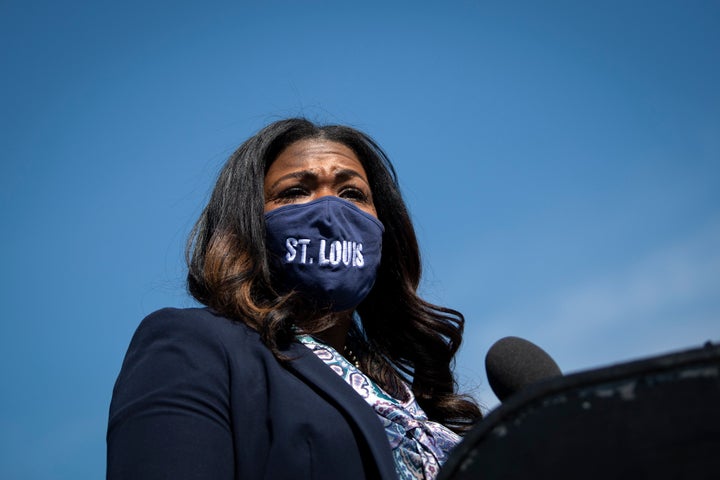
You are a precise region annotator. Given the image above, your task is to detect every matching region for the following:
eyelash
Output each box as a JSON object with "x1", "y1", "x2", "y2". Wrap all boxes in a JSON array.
[
  {"x1": 339, "y1": 187, "x2": 368, "y2": 202},
  {"x1": 277, "y1": 187, "x2": 308, "y2": 200},
  {"x1": 273, "y1": 185, "x2": 370, "y2": 204}
]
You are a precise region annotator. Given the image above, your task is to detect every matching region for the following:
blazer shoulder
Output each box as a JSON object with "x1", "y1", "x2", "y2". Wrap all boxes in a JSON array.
[
  {"x1": 134, "y1": 306, "x2": 257, "y2": 348},
  {"x1": 140, "y1": 306, "x2": 247, "y2": 330},
  {"x1": 117, "y1": 306, "x2": 268, "y2": 388},
  {"x1": 111, "y1": 307, "x2": 263, "y2": 423}
]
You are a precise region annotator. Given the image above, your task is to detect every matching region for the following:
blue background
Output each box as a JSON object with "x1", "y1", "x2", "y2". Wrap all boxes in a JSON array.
[{"x1": 2, "y1": 1, "x2": 719, "y2": 478}]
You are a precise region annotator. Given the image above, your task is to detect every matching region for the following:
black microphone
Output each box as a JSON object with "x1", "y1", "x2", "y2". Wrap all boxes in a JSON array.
[{"x1": 485, "y1": 336, "x2": 562, "y2": 402}]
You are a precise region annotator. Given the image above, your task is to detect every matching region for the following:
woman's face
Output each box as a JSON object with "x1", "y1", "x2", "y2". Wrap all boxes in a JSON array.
[{"x1": 264, "y1": 139, "x2": 377, "y2": 218}]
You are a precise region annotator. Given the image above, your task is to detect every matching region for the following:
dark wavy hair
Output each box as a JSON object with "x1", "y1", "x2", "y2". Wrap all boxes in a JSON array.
[{"x1": 186, "y1": 118, "x2": 482, "y2": 432}]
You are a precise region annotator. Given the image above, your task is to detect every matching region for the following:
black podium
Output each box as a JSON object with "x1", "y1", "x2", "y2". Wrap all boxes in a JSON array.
[{"x1": 439, "y1": 342, "x2": 720, "y2": 479}]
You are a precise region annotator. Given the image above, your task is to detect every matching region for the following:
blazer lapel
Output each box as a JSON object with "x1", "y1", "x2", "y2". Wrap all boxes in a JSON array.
[{"x1": 285, "y1": 342, "x2": 398, "y2": 480}]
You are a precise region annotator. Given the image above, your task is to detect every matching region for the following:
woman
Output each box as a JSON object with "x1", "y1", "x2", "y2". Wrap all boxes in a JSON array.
[{"x1": 107, "y1": 118, "x2": 482, "y2": 479}]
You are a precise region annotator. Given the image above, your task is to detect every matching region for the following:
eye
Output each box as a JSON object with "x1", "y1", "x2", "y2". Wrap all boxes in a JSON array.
[
  {"x1": 339, "y1": 186, "x2": 369, "y2": 202},
  {"x1": 277, "y1": 186, "x2": 309, "y2": 200}
]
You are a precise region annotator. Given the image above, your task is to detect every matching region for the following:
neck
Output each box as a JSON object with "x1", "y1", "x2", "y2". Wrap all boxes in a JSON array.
[{"x1": 315, "y1": 310, "x2": 354, "y2": 353}]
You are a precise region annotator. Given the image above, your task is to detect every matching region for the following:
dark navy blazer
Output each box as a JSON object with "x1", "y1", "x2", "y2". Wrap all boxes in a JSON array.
[{"x1": 107, "y1": 307, "x2": 398, "y2": 479}]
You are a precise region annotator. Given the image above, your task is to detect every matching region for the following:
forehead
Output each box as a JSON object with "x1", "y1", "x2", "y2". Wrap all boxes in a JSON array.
[{"x1": 267, "y1": 139, "x2": 367, "y2": 175}]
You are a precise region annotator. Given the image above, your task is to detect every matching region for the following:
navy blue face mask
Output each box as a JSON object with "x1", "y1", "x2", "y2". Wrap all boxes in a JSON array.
[{"x1": 264, "y1": 196, "x2": 384, "y2": 311}]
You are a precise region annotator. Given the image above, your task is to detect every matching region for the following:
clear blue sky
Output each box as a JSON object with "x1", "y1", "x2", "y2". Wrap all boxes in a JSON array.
[{"x1": 2, "y1": 1, "x2": 719, "y2": 478}]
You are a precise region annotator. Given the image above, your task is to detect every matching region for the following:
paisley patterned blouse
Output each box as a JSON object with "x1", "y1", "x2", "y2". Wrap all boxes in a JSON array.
[{"x1": 298, "y1": 335, "x2": 461, "y2": 479}]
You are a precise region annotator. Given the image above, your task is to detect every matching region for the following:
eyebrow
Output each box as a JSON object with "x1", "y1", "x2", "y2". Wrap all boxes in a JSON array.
[{"x1": 267, "y1": 168, "x2": 369, "y2": 192}]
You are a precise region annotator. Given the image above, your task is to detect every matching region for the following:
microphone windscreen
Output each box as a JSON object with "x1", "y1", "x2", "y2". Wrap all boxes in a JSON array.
[{"x1": 485, "y1": 336, "x2": 562, "y2": 402}]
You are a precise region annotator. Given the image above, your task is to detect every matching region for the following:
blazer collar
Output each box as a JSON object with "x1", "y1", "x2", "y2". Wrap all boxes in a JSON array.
[{"x1": 285, "y1": 341, "x2": 398, "y2": 480}]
